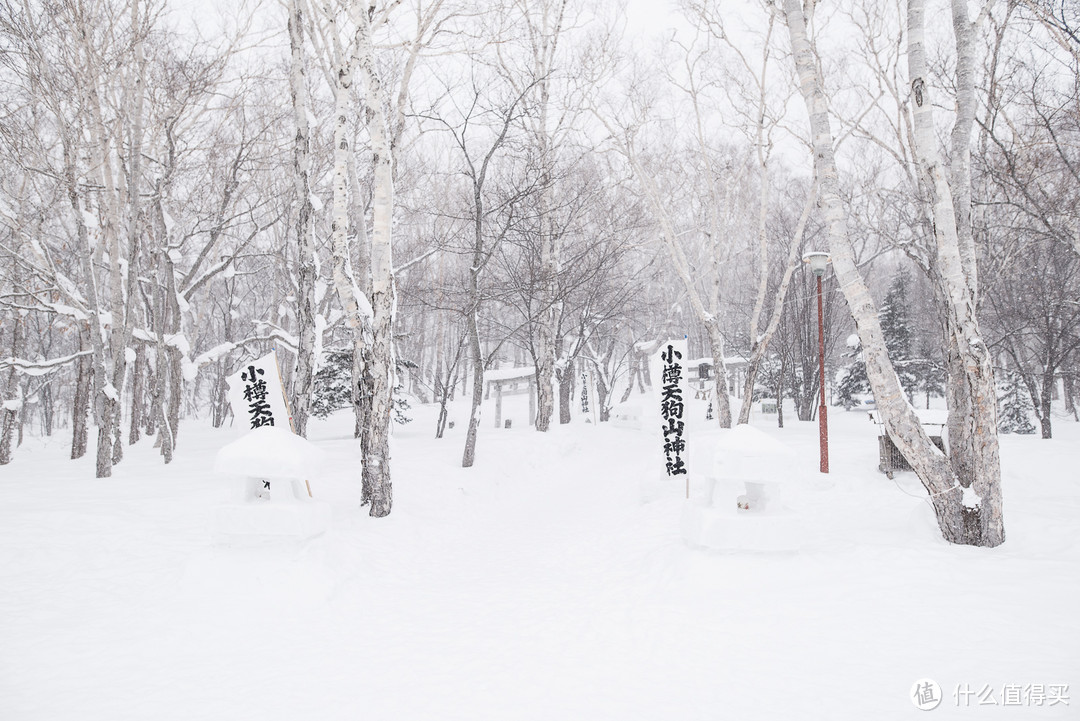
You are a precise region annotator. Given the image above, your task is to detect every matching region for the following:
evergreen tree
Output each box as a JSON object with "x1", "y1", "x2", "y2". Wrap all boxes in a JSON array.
[
  {"x1": 879, "y1": 271, "x2": 919, "y2": 401},
  {"x1": 998, "y1": 370, "x2": 1036, "y2": 434},
  {"x1": 311, "y1": 350, "x2": 411, "y2": 424},
  {"x1": 913, "y1": 342, "x2": 947, "y2": 409},
  {"x1": 836, "y1": 338, "x2": 870, "y2": 409},
  {"x1": 834, "y1": 272, "x2": 923, "y2": 409}
]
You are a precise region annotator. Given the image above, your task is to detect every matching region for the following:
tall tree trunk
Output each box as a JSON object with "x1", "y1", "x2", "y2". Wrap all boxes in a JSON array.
[
  {"x1": 64, "y1": 131, "x2": 112, "y2": 477},
  {"x1": 151, "y1": 183, "x2": 174, "y2": 464},
  {"x1": 113, "y1": 0, "x2": 147, "y2": 464},
  {"x1": 908, "y1": 0, "x2": 1004, "y2": 544},
  {"x1": 529, "y1": 0, "x2": 568, "y2": 434},
  {"x1": 288, "y1": 0, "x2": 318, "y2": 438},
  {"x1": 355, "y1": 8, "x2": 395, "y2": 517},
  {"x1": 783, "y1": 0, "x2": 1004, "y2": 547},
  {"x1": 326, "y1": 34, "x2": 374, "y2": 500}
]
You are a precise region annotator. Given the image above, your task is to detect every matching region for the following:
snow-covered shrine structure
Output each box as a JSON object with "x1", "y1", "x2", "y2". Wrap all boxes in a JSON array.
[{"x1": 484, "y1": 366, "x2": 537, "y2": 428}]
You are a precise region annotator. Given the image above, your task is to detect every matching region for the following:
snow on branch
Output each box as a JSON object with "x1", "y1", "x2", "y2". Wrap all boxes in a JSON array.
[
  {"x1": 393, "y1": 248, "x2": 438, "y2": 275},
  {"x1": 0, "y1": 350, "x2": 92, "y2": 376}
]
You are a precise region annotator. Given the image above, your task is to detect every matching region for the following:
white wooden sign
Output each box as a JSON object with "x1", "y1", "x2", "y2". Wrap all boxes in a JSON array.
[
  {"x1": 226, "y1": 352, "x2": 291, "y2": 432},
  {"x1": 658, "y1": 338, "x2": 688, "y2": 477}
]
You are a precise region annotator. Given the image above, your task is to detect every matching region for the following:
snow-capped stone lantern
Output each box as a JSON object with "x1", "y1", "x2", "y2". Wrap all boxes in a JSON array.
[
  {"x1": 681, "y1": 424, "x2": 804, "y2": 552},
  {"x1": 210, "y1": 426, "x2": 331, "y2": 545}
]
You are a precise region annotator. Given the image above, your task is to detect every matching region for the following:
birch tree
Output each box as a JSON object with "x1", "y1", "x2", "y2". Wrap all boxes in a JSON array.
[
  {"x1": 683, "y1": 0, "x2": 817, "y2": 425},
  {"x1": 781, "y1": 0, "x2": 1005, "y2": 546},
  {"x1": 288, "y1": 0, "x2": 319, "y2": 437},
  {"x1": 595, "y1": 50, "x2": 740, "y2": 427},
  {"x1": 311, "y1": 0, "x2": 452, "y2": 514}
]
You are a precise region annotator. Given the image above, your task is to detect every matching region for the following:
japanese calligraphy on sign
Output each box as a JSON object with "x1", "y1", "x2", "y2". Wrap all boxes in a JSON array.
[
  {"x1": 659, "y1": 339, "x2": 688, "y2": 477},
  {"x1": 225, "y1": 353, "x2": 291, "y2": 432},
  {"x1": 580, "y1": 371, "x2": 590, "y2": 414}
]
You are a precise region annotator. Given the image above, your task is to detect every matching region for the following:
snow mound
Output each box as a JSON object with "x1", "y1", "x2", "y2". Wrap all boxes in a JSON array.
[
  {"x1": 713, "y1": 424, "x2": 797, "y2": 483},
  {"x1": 715, "y1": 424, "x2": 797, "y2": 457},
  {"x1": 687, "y1": 425, "x2": 804, "y2": 551},
  {"x1": 213, "y1": 426, "x2": 327, "y2": 480}
]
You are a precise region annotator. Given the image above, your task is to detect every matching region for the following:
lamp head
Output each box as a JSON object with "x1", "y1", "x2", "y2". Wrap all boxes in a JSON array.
[{"x1": 802, "y1": 251, "x2": 831, "y2": 277}]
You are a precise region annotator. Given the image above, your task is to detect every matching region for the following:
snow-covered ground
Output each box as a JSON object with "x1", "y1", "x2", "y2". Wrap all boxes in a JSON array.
[{"x1": 1, "y1": 397, "x2": 1077, "y2": 719}]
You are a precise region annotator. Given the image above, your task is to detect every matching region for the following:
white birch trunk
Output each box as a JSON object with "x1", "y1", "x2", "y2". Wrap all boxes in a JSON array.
[
  {"x1": 62, "y1": 126, "x2": 111, "y2": 476},
  {"x1": 907, "y1": 0, "x2": 1004, "y2": 546},
  {"x1": 76, "y1": 24, "x2": 128, "y2": 477},
  {"x1": 355, "y1": 5, "x2": 395, "y2": 517},
  {"x1": 783, "y1": 0, "x2": 1003, "y2": 547},
  {"x1": 326, "y1": 28, "x2": 376, "y2": 504},
  {"x1": 525, "y1": 0, "x2": 568, "y2": 434}
]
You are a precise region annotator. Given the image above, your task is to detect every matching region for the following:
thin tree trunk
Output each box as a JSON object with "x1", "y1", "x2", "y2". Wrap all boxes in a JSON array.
[
  {"x1": 776, "y1": 353, "x2": 785, "y2": 429},
  {"x1": 64, "y1": 132, "x2": 112, "y2": 477},
  {"x1": 114, "y1": 0, "x2": 146, "y2": 464},
  {"x1": 738, "y1": 183, "x2": 817, "y2": 423},
  {"x1": 151, "y1": 183, "x2": 174, "y2": 464},
  {"x1": 129, "y1": 344, "x2": 144, "y2": 445},
  {"x1": 289, "y1": 0, "x2": 318, "y2": 438},
  {"x1": 1064, "y1": 372, "x2": 1078, "y2": 421},
  {"x1": 596, "y1": 370, "x2": 610, "y2": 422},
  {"x1": 705, "y1": 322, "x2": 733, "y2": 427},
  {"x1": 558, "y1": 356, "x2": 574, "y2": 424},
  {"x1": 0, "y1": 333, "x2": 18, "y2": 467},
  {"x1": 41, "y1": 381, "x2": 53, "y2": 437},
  {"x1": 1040, "y1": 368, "x2": 1054, "y2": 438},
  {"x1": 462, "y1": 309, "x2": 483, "y2": 467},
  {"x1": 71, "y1": 328, "x2": 90, "y2": 460}
]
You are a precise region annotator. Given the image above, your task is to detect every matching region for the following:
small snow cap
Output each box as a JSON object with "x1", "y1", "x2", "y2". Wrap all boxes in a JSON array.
[
  {"x1": 213, "y1": 426, "x2": 326, "y2": 480},
  {"x1": 715, "y1": 424, "x2": 796, "y2": 459}
]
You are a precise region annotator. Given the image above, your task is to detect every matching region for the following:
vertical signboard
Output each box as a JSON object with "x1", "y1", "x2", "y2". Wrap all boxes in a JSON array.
[
  {"x1": 226, "y1": 353, "x2": 291, "y2": 432},
  {"x1": 658, "y1": 338, "x2": 688, "y2": 479}
]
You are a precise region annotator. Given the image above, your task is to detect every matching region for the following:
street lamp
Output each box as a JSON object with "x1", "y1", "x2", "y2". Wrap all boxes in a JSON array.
[{"x1": 802, "y1": 251, "x2": 830, "y2": 474}]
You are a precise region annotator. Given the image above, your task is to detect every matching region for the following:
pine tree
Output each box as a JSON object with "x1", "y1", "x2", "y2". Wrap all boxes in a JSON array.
[
  {"x1": 833, "y1": 341, "x2": 868, "y2": 407},
  {"x1": 879, "y1": 271, "x2": 919, "y2": 401},
  {"x1": 998, "y1": 371, "x2": 1036, "y2": 434},
  {"x1": 913, "y1": 342, "x2": 946, "y2": 409},
  {"x1": 311, "y1": 350, "x2": 411, "y2": 424}
]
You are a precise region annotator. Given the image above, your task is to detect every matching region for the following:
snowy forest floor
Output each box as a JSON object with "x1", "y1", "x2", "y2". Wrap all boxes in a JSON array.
[{"x1": 1, "y1": 398, "x2": 1077, "y2": 720}]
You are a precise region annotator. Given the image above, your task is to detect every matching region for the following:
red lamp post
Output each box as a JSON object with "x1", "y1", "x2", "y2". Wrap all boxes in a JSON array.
[{"x1": 803, "y1": 252, "x2": 830, "y2": 473}]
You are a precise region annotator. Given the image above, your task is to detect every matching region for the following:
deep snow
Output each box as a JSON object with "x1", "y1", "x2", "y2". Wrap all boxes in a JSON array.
[{"x1": 1, "y1": 396, "x2": 1076, "y2": 720}]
